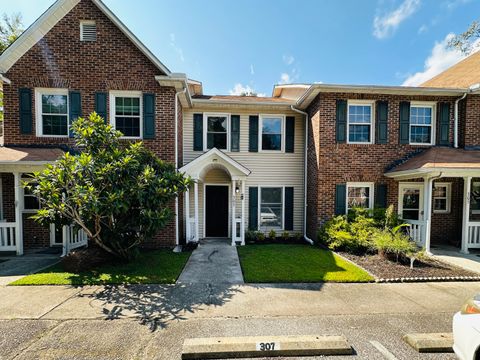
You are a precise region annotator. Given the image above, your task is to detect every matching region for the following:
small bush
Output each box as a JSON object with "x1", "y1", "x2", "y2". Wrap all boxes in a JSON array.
[
  {"x1": 319, "y1": 215, "x2": 370, "y2": 254},
  {"x1": 281, "y1": 231, "x2": 290, "y2": 240},
  {"x1": 257, "y1": 232, "x2": 265, "y2": 241},
  {"x1": 268, "y1": 229, "x2": 276, "y2": 240},
  {"x1": 372, "y1": 228, "x2": 418, "y2": 262},
  {"x1": 61, "y1": 247, "x2": 112, "y2": 273},
  {"x1": 245, "y1": 230, "x2": 257, "y2": 242}
]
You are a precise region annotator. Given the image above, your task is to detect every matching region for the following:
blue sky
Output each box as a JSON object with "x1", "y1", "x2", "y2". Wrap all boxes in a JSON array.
[{"x1": 1, "y1": 0, "x2": 480, "y2": 96}]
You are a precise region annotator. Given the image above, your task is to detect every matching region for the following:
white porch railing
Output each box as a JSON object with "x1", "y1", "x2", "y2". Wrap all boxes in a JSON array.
[
  {"x1": 62, "y1": 225, "x2": 88, "y2": 256},
  {"x1": 405, "y1": 220, "x2": 426, "y2": 246},
  {"x1": 234, "y1": 218, "x2": 242, "y2": 243},
  {"x1": 0, "y1": 222, "x2": 16, "y2": 252},
  {"x1": 187, "y1": 217, "x2": 196, "y2": 243},
  {"x1": 467, "y1": 221, "x2": 480, "y2": 249}
]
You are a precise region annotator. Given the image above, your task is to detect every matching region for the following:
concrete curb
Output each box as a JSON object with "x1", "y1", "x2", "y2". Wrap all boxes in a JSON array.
[
  {"x1": 182, "y1": 335, "x2": 353, "y2": 359},
  {"x1": 403, "y1": 333, "x2": 454, "y2": 353},
  {"x1": 375, "y1": 275, "x2": 480, "y2": 283}
]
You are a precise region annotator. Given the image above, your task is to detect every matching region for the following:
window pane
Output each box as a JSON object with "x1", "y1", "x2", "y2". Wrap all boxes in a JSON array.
[
  {"x1": 262, "y1": 134, "x2": 282, "y2": 150},
  {"x1": 24, "y1": 195, "x2": 40, "y2": 210},
  {"x1": 433, "y1": 186, "x2": 446, "y2": 198},
  {"x1": 347, "y1": 186, "x2": 370, "y2": 208},
  {"x1": 115, "y1": 97, "x2": 140, "y2": 116},
  {"x1": 260, "y1": 188, "x2": 283, "y2": 228},
  {"x1": 402, "y1": 189, "x2": 420, "y2": 209},
  {"x1": 410, "y1": 106, "x2": 432, "y2": 125},
  {"x1": 262, "y1": 118, "x2": 282, "y2": 134},
  {"x1": 349, "y1": 124, "x2": 371, "y2": 142},
  {"x1": 207, "y1": 133, "x2": 227, "y2": 149},
  {"x1": 42, "y1": 115, "x2": 68, "y2": 135},
  {"x1": 207, "y1": 117, "x2": 227, "y2": 132},
  {"x1": 42, "y1": 95, "x2": 67, "y2": 114},
  {"x1": 410, "y1": 126, "x2": 431, "y2": 143},
  {"x1": 115, "y1": 117, "x2": 140, "y2": 137},
  {"x1": 403, "y1": 210, "x2": 419, "y2": 220},
  {"x1": 433, "y1": 198, "x2": 447, "y2": 211},
  {"x1": 348, "y1": 105, "x2": 371, "y2": 124}
]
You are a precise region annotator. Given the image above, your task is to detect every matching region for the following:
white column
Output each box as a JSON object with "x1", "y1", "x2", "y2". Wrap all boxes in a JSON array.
[
  {"x1": 185, "y1": 187, "x2": 190, "y2": 242},
  {"x1": 13, "y1": 172, "x2": 23, "y2": 256},
  {"x1": 231, "y1": 179, "x2": 236, "y2": 245},
  {"x1": 194, "y1": 181, "x2": 199, "y2": 242},
  {"x1": 241, "y1": 180, "x2": 246, "y2": 245},
  {"x1": 423, "y1": 177, "x2": 433, "y2": 254},
  {"x1": 461, "y1": 176, "x2": 472, "y2": 254}
]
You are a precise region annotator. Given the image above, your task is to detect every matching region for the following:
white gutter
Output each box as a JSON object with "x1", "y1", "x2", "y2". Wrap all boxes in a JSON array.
[
  {"x1": 290, "y1": 105, "x2": 314, "y2": 245},
  {"x1": 174, "y1": 87, "x2": 187, "y2": 252},
  {"x1": 454, "y1": 93, "x2": 468, "y2": 148}
]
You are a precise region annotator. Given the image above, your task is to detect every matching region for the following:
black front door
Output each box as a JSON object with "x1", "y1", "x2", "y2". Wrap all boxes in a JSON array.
[{"x1": 205, "y1": 185, "x2": 229, "y2": 237}]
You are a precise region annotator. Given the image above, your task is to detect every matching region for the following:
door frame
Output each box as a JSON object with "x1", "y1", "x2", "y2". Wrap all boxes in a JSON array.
[
  {"x1": 398, "y1": 182, "x2": 424, "y2": 220},
  {"x1": 203, "y1": 183, "x2": 231, "y2": 238}
]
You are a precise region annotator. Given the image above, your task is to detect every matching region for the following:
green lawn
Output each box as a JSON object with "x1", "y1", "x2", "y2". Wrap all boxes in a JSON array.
[
  {"x1": 237, "y1": 244, "x2": 373, "y2": 283},
  {"x1": 10, "y1": 250, "x2": 191, "y2": 286}
]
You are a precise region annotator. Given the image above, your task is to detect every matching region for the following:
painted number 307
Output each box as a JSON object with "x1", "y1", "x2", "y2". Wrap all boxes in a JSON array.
[{"x1": 256, "y1": 342, "x2": 277, "y2": 351}]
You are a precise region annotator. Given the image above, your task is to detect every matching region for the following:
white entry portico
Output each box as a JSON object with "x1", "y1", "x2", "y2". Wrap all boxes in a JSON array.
[{"x1": 179, "y1": 148, "x2": 251, "y2": 246}]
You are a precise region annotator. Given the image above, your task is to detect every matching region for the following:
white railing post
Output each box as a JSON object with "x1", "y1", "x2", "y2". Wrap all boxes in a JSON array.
[
  {"x1": 13, "y1": 172, "x2": 23, "y2": 256},
  {"x1": 423, "y1": 177, "x2": 433, "y2": 254},
  {"x1": 461, "y1": 176, "x2": 472, "y2": 254},
  {"x1": 194, "y1": 181, "x2": 199, "y2": 242},
  {"x1": 241, "y1": 179, "x2": 245, "y2": 245},
  {"x1": 231, "y1": 179, "x2": 236, "y2": 246},
  {"x1": 185, "y1": 187, "x2": 190, "y2": 242}
]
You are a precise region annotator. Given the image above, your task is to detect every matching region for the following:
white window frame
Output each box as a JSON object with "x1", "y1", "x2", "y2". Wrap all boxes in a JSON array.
[
  {"x1": 409, "y1": 102, "x2": 436, "y2": 146},
  {"x1": 398, "y1": 182, "x2": 424, "y2": 220},
  {"x1": 203, "y1": 113, "x2": 230, "y2": 151},
  {"x1": 346, "y1": 182, "x2": 374, "y2": 213},
  {"x1": 35, "y1": 88, "x2": 69, "y2": 138},
  {"x1": 346, "y1": 100, "x2": 375, "y2": 144},
  {"x1": 259, "y1": 114, "x2": 285, "y2": 152},
  {"x1": 21, "y1": 174, "x2": 40, "y2": 214},
  {"x1": 80, "y1": 20, "x2": 96, "y2": 42},
  {"x1": 432, "y1": 182, "x2": 451, "y2": 214},
  {"x1": 109, "y1": 91, "x2": 143, "y2": 140},
  {"x1": 258, "y1": 186, "x2": 285, "y2": 231}
]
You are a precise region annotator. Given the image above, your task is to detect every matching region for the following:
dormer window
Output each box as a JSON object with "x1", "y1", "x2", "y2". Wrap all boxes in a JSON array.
[{"x1": 80, "y1": 20, "x2": 97, "y2": 42}]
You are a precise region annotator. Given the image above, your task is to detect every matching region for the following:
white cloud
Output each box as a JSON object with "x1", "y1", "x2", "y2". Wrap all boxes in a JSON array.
[
  {"x1": 373, "y1": 0, "x2": 421, "y2": 39},
  {"x1": 444, "y1": 0, "x2": 472, "y2": 10},
  {"x1": 282, "y1": 54, "x2": 295, "y2": 65},
  {"x1": 279, "y1": 73, "x2": 291, "y2": 84},
  {"x1": 229, "y1": 83, "x2": 265, "y2": 97},
  {"x1": 401, "y1": 33, "x2": 466, "y2": 86},
  {"x1": 250, "y1": 64, "x2": 255, "y2": 75},
  {"x1": 169, "y1": 33, "x2": 185, "y2": 62},
  {"x1": 418, "y1": 24, "x2": 428, "y2": 34}
]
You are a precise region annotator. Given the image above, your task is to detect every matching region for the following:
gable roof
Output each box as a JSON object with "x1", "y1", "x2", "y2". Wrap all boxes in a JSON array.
[
  {"x1": 0, "y1": 0, "x2": 171, "y2": 75},
  {"x1": 421, "y1": 51, "x2": 480, "y2": 89}
]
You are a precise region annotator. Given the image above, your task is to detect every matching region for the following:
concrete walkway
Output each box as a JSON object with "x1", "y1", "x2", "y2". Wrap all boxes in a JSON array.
[
  {"x1": 0, "y1": 251, "x2": 60, "y2": 286},
  {"x1": 432, "y1": 246, "x2": 480, "y2": 274},
  {"x1": 177, "y1": 239, "x2": 244, "y2": 284}
]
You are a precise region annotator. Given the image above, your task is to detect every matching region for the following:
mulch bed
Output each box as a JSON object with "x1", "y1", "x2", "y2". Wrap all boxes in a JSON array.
[{"x1": 339, "y1": 252, "x2": 480, "y2": 282}]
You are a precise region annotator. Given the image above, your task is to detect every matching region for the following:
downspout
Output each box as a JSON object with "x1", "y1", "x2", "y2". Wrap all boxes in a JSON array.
[
  {"x1": 173, "y1": 87, "x2": 187, "y2": 253},
  {"x1": 454, "y1": 93, "x2": 467, "y2": 148},
  {"x1": 290, "y1": 105, "x2": 314, "y2": 245}
]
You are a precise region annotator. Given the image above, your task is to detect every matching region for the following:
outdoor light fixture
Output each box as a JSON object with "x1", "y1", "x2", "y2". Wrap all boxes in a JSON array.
[{"x1": 235, "y1": 186, "x2": 240, "y2": 193}]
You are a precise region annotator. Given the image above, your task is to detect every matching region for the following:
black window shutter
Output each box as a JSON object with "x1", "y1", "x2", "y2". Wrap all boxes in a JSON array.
[
  {"x1": 249, "y1": 115, "x2": 259, "y2": 152},
  {"x1": 248, "y1": 187, "x2": 258, "y2": 230},
  {"x1": 231, "y1": 115, "x2": 240, "y2": 152},
  {"x1": 19, "y1": 88, "x2": 32, "y2": 134},
  {"x1": 335, "y1": 184, "x2": 347, "y2": 215},
  {"x1": 336, "y1": 100, "x2": 347, "y2": 143},
  {"x1": 285, "y1": 116, "x2": 295, "y2": 153},
  {"x1": 376, "y1": 100, "x2": 388, "y2": 144},
  {"x1": 399, "y1": 101, "x2": 410, "y2": 144},
  {"x1": 143, "y1": 93, "x2": 155, "y2": 139},
  {"x1": 438, "y1": 102, "x2": 450, "y2": 146},
  {"x1": 193, "y1": 113, "x2": 203, "y2": 151},
  {"x1": 69, "y1": 91, "x2": 82, "y2": 138},
  {"x1": 284, "y1": 187, "x2": 294, "y2": 230},
  {"x1": 375, "y1": 184, "x2": 388, "y2": 209},
  {"x1": 95, "y1": 92, "x2": 108, "y2": 123}
]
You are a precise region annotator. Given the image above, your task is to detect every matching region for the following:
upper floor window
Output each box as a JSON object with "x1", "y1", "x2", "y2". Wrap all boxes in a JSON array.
[
  {"x1": 35, "y1": 88, "x2": 69, "y2": 137},
  {"x1": 109, "y1": 91, "x2": 142, "y2": 139},
  {"x1": 205, "y1": 114, "x2": 229, "y2": 150},
  {"x1": 347, "y1": 101, "x2": 374, "y2": 144},
  {"x1": 80, "y1": 20, "x2": 97, "y2": 42},
  {"x1": 346, "y1": 182, "x2": 374, "y2": 212},
  {"x1": 410, "y1": 103, "x2": 435, "y2": 145},
  {"x1": 260, "y1": 115, "x2": 284, "y2": 151}
]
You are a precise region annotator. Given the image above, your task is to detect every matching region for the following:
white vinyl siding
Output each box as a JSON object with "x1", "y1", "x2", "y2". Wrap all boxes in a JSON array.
[{"x1": 184, "y1": 109, "x2": 304, "y2": 237}]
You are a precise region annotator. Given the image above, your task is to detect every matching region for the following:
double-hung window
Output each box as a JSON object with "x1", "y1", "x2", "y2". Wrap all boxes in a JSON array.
[
  {"x1": 410, "y1": 103, "x2": 435, "y2": 145},
  {"x1": 22, "y1": 174, "x2": 40, "y2": 212},
  {"x1": 260, "y1": 115, "x2": 283, "y2": 151},
  {"x1": 259, "y1": 187, "x2": 283, "y2": 229},
  {"x1": 347, "y1": 101, "x2": 374, "y2": 144},
  {"x1": 109, "y1": 91, "x2": 142, "y2": 138},
  {"x1": 205, "y1": 114, "x2": 229, "y2": 150},
  {"x1": 346, "y1": 182, "x2": 374, "y2": 212},
  {"x1": 35, "y1": 89, "x2": 69, "y2": 137},
  {"x1": 432, "y1": 183, "x2": 451, "y2": 213}
]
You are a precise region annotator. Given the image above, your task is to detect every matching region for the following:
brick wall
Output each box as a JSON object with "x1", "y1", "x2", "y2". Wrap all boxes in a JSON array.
[
  {"x1": 306, "y1": 92, "x2": 461, "y2": 244},
  {"x1": 464, "y1": 94, "x2": 480, "y2": 148},
  {"x1": 2, "y1": 0, "x2": 180, "y2": 248}
]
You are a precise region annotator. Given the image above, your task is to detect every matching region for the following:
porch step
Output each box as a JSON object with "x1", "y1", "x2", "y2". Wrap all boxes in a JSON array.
[{"x1": 182, "y1": 335, "x2": 353, "y2": 359}]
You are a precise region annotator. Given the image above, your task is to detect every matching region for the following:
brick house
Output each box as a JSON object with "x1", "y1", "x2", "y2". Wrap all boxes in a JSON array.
[{"x1": 0, "y1": 0, "x2": 480, "y2": 257}]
